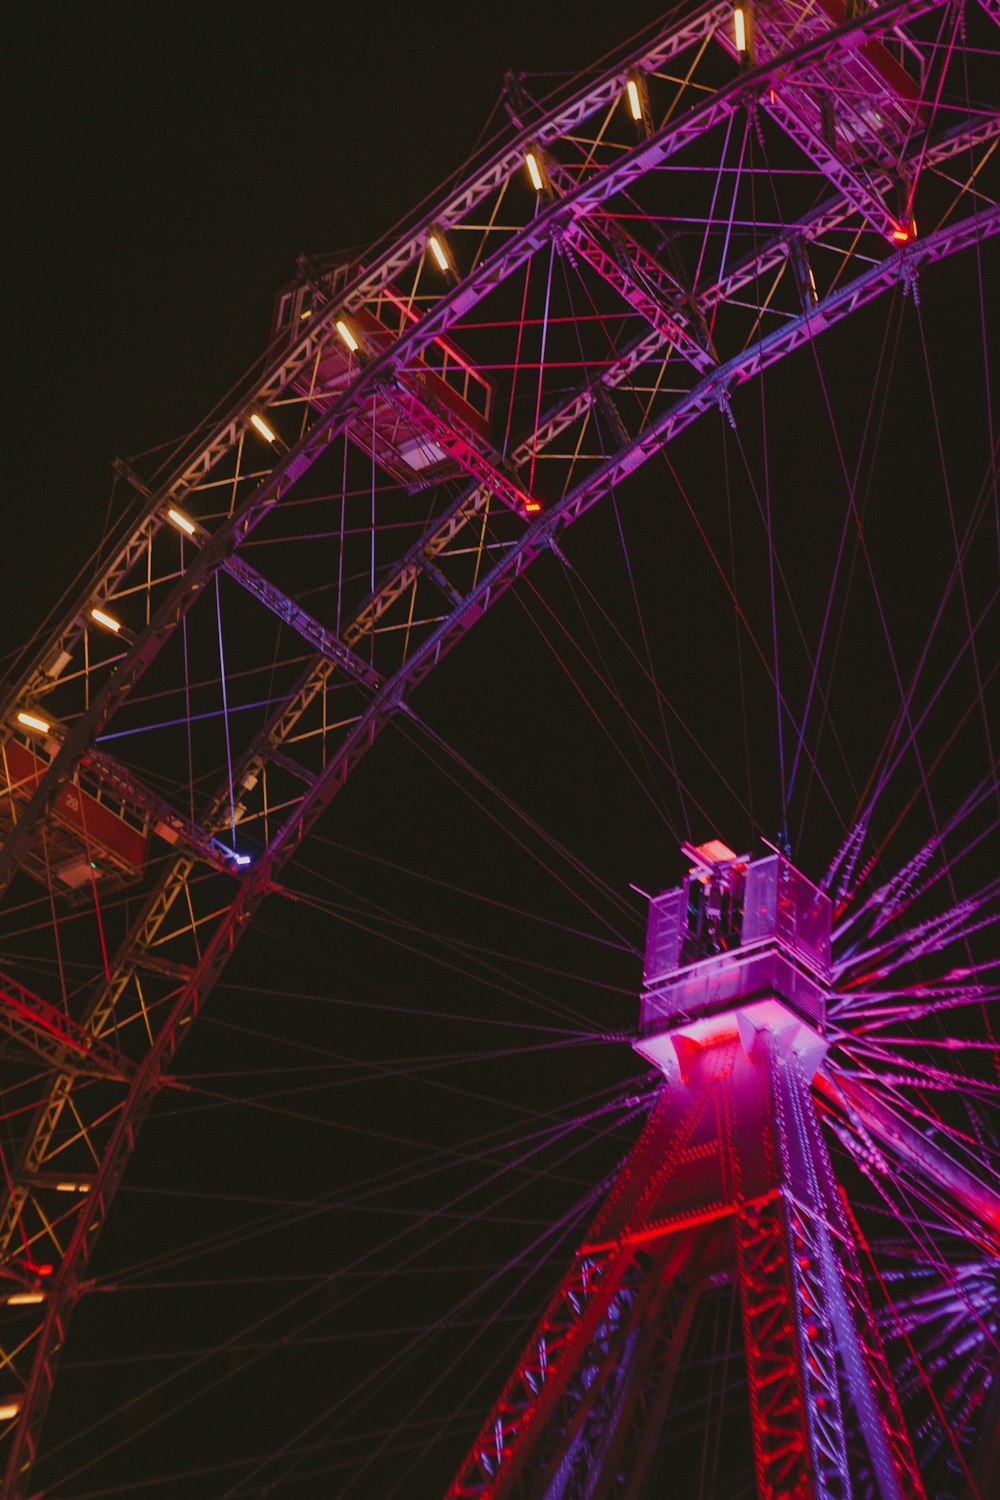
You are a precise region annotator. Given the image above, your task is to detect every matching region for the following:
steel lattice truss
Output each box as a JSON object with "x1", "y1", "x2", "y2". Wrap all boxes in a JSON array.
[
  {"x1": 442, "y1": 1035, "x2": 928, "y2": 1500},
  {"x1": 0, "y1": 1, "x2": 998, "y2": 1494}
]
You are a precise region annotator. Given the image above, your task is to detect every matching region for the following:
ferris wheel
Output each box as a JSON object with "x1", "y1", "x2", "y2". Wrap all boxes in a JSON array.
[{"x1": 0, "y1": 1, "x2": 998, "y2": 1496}]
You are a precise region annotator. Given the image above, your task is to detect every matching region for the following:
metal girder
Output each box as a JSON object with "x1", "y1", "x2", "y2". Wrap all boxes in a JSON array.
[
  {"x1": 0, "y1": 972, "x2": 130, "y2": 1082},
  {"x1": 736, "y1": 1189, "x2": 854, "y2": 1497},
  {"x1": 444, "y1": 1244, "x2": 631, "y2": 1498},
  {"x1": 763, "y1": 90, "x2": 913, "y2": 238},
  {"x1": 813, "y1": 1066, "x2": 1000, "y2": 1256},
  {"x1": 2, "y1": 1050, "x2": 176, "y2": 1492},
  {"x1": 334, "y1": 0, "x2": 942, "y2": 388},
  {"x1": 332, "y1": 207, "x2": 1000, "y2": 807},
  {"x1": 588, "y1": 1273, "x2": 702, "y2": 1500},
  {"x1": 702, "y1": 111, "x2": 1000, "y2": 311},
  {"x1": 2, "y1": 0, "x2": 945, "y2": 723},
  {"x1": 0, "y1": 397, "x2": 370, "y2": 892},
  {"x1": 715, "y1": 0, "x2": 933, "y2": 240},
  {"x1": 220, "y1": 552, "x2": 382, "y2": 691},
  {"x1": 0, "y1": 857, "x2": 275, "y2": 1496},
  {"x1": 500, "y1": 100, "x2": 716, "y2": 376},
  {"x1": 521, "y1": 1247, "x2": 693, "y2": 1500},
  {"x1": 765, "y1": 1039, "x2": 925, "y2": 1500},
  {"x1": 343, "y1": 109, "x2": 995, "y2": 649},
  {"x1": 349, "y1": 0, "x2": 734, "y2": 298},
  {"x1": 444, "y1": 1029, "x2": 925, "y2": 1500},
  {"x1": 535, "y1": 205, "x2": 999, "y2": 516},
  {"x1": 82, "y1": 748, "x2": 245, "y2": 874},
  {"x1": 561, "y1": 218, "x2": 717, "y2": 374}
]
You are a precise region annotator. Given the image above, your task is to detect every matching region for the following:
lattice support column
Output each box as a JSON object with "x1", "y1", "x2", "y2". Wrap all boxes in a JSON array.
[
  {"x1": 736, "y1": 1186, "x2": 852, "y2": 1499},
  {"x1": 443, "y1": 845, "x2": 934, "y2": 1500}
]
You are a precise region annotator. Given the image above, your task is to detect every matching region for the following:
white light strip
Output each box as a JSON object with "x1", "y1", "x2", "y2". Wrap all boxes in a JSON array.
[
  {"x1": 428, "y1": 234, "x2": 450, "y2": 272},
  {"x1": 167, "y1": 507, "x2": 197, "y2": 536},
  {"x1": 336, "y1": 319, "x2": 359, "y2": 353},
  {"x1": 90, "y1": 607, "x2": 122, "y2": 633},
  {"x1": 16, "y1": 710, "x2": 50, "y2": 734},
  {"x1": 249, "y1": 412, "x2": 276, "y2": 444}
]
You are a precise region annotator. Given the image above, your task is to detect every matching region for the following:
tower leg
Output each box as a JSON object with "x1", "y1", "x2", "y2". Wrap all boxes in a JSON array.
[{"x1": 444, "y1": 1027, "x2": 926, "y2": 1500}]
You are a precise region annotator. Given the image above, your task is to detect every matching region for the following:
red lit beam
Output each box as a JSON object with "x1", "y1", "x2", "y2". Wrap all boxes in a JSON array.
[
  {"x1": 0, "y1": 972, "x2": 131, "y2": 1082},
  {"x1": 562, "y1": 219, "x2": 716, "y2": 373},
  {"x1": 814, "y1": 1067, "x2": 1000, "y2": 1258},
  {"x1": 382, "y1": 376, "x2": 539, "y2": 515}
]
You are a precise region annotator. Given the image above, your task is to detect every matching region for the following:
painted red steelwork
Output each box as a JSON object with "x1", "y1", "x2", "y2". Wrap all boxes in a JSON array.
[{"x1": 443, "y1": 848, "x2": 928, "y2": 1499}]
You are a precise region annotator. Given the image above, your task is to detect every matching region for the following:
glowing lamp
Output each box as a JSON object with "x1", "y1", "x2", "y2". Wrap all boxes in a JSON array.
[
  {"x1": 336, "y1": 319, "x2": 360, "y2": 353},
  {"x1": 734, "y1": 6, "x2": 747, "y2": 54},
  {"x1": 890, "y1": 227, "x2": 910, "y2": 244},
  {"x1": 524, "y1": 500, "x2": 542, "y2": 514},
  {"x1": 55, "y1": 1181, "x2": 91, "y2": 1193},
  {"x1": 626, "y1": 79, "x2": 643, "y2": 122},
  {"x1": 167, "y1": 507, "x2": 197, "y2": 536},
  {"x1": 90, "y1": 607, "x2": 122, "y2": 634},
  {"x1": 7, "y1": 1292, "x2": 44, "y2": 1307},
  {"x1": 525, "y1": 152, "x2": 544, "y2": 193},
  {"x1": 0, "y1": 1403, "x2": 21, "y2": 1422},
  {"x1": 249, "y1": 412, "x2": 277, "y2": 445},
  {"x1": 428, "y1": 234, "x2": 451, "y2": 273},
  {"x1": 16, "y1": 710, "x2": 50, "y2": 735}
]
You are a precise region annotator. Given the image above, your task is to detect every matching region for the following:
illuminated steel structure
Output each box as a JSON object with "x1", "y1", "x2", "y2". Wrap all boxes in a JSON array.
[
  {"x1": 0, "y1": 1, "x2": 997, "y2": 1494},
  {"x1": 444, "y1": 844, "x2": 938, "y2": 1498}
]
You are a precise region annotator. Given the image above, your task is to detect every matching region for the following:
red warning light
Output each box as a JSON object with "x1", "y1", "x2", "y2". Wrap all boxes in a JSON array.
[
  {"x1": 524, "y1": 500, "x2": 542, "y2": 514},
  {"x1": 890, "y1": 227, "x2": 910, "y2": 244},
  {"x1": 22, "y1": 1260, "x2": 53, "y2": 1278}
]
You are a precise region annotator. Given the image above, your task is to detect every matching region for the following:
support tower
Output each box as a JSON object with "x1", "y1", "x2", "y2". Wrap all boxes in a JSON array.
[{"x1": 444, "y1": 843, "x2": 926, "y2": 1500}]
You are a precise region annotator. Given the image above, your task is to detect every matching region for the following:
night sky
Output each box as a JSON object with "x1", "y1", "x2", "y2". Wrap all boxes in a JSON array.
[{"x1": 5, "y1": 4, "x2": 998, "y2": 1498}]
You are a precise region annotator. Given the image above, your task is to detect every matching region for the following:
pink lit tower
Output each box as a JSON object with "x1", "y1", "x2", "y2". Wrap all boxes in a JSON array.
[{"x1": 442, "y1": 841, "x2": 935, "y2": 1500}]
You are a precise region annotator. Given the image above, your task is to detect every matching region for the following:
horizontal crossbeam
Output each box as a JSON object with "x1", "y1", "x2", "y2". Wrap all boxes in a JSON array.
[{"x1": 0, "y1": 972, "x2": 131, "y2": 1082}]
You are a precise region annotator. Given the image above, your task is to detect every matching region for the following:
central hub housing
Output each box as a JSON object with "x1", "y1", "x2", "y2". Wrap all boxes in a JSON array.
[{"x1": 635, "y1": 841, "x2": 832, "y2": 1080}]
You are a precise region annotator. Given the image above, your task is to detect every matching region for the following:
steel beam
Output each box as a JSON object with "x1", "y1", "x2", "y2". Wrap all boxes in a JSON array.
[
  {"x1": 814, "y1": 1067, "x2": 1000, "y2": 1257},
  {"x1": 0, "y1": 973, "x2": 130, "y2": 1082},
  {"x1": 444, "y1": 1030, "x2": 926, "y2": 1500}
]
